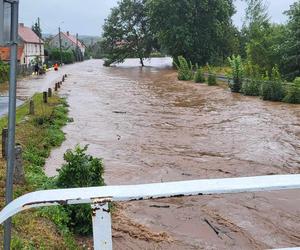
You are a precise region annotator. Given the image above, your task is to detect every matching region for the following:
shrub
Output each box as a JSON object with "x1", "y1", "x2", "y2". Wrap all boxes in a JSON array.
[
  {"x1": 56, "y1": 145, "x2": 105, "y2": 235},
  {"x1": 228, "y1": 55, "x2": 244, "y2": 92},
  {"x1": 241, "y1": 79, "x2": 261, "y2": 96},
  {"x1": 103, "y1": 60, "x2": 112, "y2": 67},
  {"x1": 194, "y1": 65, "x2": 205, "y2": 83},
  {"x1": 0, "y1": 60, "x2": 9, "y2": 83},
  {"x1": 207, "y1": 64, "x2": 217, "y2": 86},
  {"x1": 49, "y1": 49, "x2": 75, "y2": 65},
  {"x1": 174, "y1": 56, "x2": 194, "y2": 81},
  {"x1": 260, "y1": 79, "x2": 285, "y2": 101},
  {"x1": 283, "y1": 77, "x2": 300, "y2": 104},
  {"x1": 208, "y1": 74, "x2": 217, "y2": 86}
]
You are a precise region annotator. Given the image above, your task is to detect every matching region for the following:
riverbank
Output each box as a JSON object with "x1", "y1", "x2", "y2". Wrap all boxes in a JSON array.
[{"x1": 0, "y1": 94, "x2": 78, "y2": 248}]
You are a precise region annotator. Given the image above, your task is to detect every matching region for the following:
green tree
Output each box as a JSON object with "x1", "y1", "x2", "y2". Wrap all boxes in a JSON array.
[
  {"x1": 147, "y1": 0, "x2": 236, "y2": 65},
  {"x1": 32, "y1": 18, "x2": 42, "y2": 39},
  {"x1": 101, "y1": 0, "x2": 156, "y2": 66},
  {"x1": 282, "y1": 0, "x2": 300, "y2": 80},
  {"x1": 241, "y1": 0, "x2": 288, "y2": 75},
  {"x1": 242, "y1": 0, "x2": 272, "y2": 72}
]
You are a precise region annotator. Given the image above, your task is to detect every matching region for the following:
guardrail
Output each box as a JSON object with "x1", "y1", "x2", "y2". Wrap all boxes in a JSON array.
[{"x1": 1, "y1": 174, "x2": 300, "y2": 250}]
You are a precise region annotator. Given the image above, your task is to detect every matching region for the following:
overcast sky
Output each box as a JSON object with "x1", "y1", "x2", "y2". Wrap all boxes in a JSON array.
[{"x1": 19, "y1": 0, "x2": 296, "y2": 36}]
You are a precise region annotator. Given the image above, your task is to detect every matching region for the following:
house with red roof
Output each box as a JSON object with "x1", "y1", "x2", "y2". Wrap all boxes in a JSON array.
[
  {"x1": 18, "y1": 23, "x2": 45, "y2": 65},
  {"x1": 49, "y1": 31, "x2": 85, "y2": 56},
  {"x1": 0, "y1": 47, "x2": 24, "y2": 63},
  {"x1": 0, "y1": 23, "x2": 44, "y2": 65}
]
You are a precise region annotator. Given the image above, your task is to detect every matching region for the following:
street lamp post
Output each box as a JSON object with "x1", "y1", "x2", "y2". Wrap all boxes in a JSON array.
[{"x1": 1, "y1": 0, "x2": 19, "y2": 249}]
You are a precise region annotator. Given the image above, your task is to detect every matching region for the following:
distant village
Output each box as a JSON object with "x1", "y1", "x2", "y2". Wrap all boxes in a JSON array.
[{"x1": 0, "y1": 22, "x2": 100, "y2": 74}]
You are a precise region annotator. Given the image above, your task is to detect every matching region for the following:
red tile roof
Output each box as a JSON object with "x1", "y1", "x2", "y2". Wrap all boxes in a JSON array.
[
  {"x1": 18, "y1": 24, "x2": 44, "y2": 44},
  {"x1": 62, "y1": 32, "x2": 85, "y2": 49},
  {"x1": 0, "y1": 46, "x2": 24, "y2": 61}
]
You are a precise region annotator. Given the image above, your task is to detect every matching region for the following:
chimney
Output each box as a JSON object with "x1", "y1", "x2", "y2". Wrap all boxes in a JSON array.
[
  {"x1": 67, "y1": 31, "x2": 70, "y2": 36},
  {"x1": 19, "y1": 23, "x2": 24, "y2": 27}
]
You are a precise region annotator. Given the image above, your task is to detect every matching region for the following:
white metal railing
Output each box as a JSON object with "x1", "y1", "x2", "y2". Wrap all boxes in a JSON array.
[{"x1": 1, "y1": 174, "x2": 300, "y2": 250}]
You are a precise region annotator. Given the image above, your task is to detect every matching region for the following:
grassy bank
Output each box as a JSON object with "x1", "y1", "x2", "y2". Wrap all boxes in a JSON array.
[{"x1": 0, "y1": 94, "x2": 79, "y2": 249}]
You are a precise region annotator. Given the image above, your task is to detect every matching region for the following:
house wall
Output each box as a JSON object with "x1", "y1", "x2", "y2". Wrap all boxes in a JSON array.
[
  {"x1": 21, "y1": 42, "x2": 45, "y2": 65},
  {"x1": 49, "y1": 35, "x2": 85, "y2": 55}
]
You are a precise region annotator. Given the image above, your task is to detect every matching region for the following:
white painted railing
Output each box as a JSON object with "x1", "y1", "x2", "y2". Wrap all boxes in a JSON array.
[{"x1": 1, "y1": 174, "x2": 300, "y2": 250}]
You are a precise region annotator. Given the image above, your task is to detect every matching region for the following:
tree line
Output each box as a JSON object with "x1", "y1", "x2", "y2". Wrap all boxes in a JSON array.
[{"x1": 101, "y1": 0, "x2": 300, "y2": 82}]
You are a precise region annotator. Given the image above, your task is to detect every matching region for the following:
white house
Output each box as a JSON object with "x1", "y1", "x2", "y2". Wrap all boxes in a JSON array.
[
  {"x1": 18, "y1": 23, "x2": 45, "y2": 65},
  {"x1": 49, "y1": 31, "x2": 85, "y2": 55}
]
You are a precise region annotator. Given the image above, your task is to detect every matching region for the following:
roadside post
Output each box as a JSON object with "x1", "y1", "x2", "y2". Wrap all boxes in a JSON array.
[{"x1": 0, "y1": 0, "x2": 20, "y2": 249}]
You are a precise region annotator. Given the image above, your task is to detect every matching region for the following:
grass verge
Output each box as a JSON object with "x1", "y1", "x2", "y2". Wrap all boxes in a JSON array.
[{"x1": 0, "y1": 93, "x2": 79, "y2": 249}]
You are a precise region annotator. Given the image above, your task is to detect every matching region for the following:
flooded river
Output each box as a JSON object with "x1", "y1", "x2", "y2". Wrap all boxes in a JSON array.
[{"x1": 42, "y1": 59, "x2": 300, "y2": 249}]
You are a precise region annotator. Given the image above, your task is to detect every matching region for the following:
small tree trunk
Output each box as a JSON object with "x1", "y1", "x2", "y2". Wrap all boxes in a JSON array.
[{"x1": 140, "y1": 57, "x2": 144, "y2": 67}]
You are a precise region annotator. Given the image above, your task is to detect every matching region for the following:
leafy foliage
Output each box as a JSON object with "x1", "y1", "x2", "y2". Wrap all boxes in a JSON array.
[
  {"x1": 281, "y1": 1, "x2": 300, "y2": 80},
  {"x1": 228, "y1": 55, "x2": 244, "y2": 92},
  {"x1": 101, "y1": 0, "x2": 156, "y2": 66},
  {"x1": 207, "y1": 65, "x2": 217, "y2": 86},
  {"x1": 260, "y1": 80, "x2": 284, "y2": 101},
  {"x1": 283, "y1": 77, "x2": 300, "y2": 104},
  {"x1": 32, "y1": 19, "x2": 42, "y2": 39},
  {"x1": 194, "y1": 65, "x2": 205, "y2": 83},
  {"x1": 147, "y1": 0, "x2": 237, "y2": 65},
  {"x1": 0, "y1": 94, "x2": 78, "y2": 248},
  {"x1": 48, "y1": 48, "x2": 75, "y2": 64},
  {"x1": 0, "y1": 60, "x2": 9, "y2": 83},
  {"x1": 56, "y1": 145, "x2": 105, "y2": 235},
  {"x1": 241, "y1": 78, "x2": 261, "y2": 96},
  {"x1": 174, "y1": 56, "x2": 194, "y2": 81}
]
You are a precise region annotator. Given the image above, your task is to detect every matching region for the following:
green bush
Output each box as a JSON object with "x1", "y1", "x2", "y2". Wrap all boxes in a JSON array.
[
  {"x1": 194, "y1": 66, "x2": 205, "y2": 83},
  {"x1": 260, "y1": 80, "x2": 285, "y2": 101},
  {"x1": 228, "y1": 55, "x2": 244, "y2": 92},
  {"x1": 49, "y1": 49, "x2": 75, "y2": 64},
  {"x1": 208, "y1": 74, "x2": 217, "y2": 86},
  {"x1": 241, "y1": 79, "x2": 261, "y2": 96},
  {"x1": 56, "y1": 145, "x2": 105, "y2": 235},
  {"x1": 283, "y1": 77, "x2": 300, "y2": 104},
  {"x1": 174, "y1": 56, "x2": 194, "y2": 81},
  {"x1": 207, "y1": 64, "x2": 217, "y2": 86},
  {"x1": 0, "y1": 60, "x2": 9, "y2": 83},
  {"x1": 103, "y1": 60, "x2": 112, "y2": 67}
]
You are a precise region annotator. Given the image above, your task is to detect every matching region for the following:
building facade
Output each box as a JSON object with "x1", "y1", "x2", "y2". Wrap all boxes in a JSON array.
[
  {"x1": 49, "y1": 31, "x2": 85, "y2": 55},
  {"x1": 18, "y1": 23, "x2": 45, "y2": 65}
]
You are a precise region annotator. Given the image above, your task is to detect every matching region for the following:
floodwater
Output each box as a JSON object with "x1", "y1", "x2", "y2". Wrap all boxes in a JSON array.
[{"x1": 42, "y1": 59, "x2": 300, "y2": 249}]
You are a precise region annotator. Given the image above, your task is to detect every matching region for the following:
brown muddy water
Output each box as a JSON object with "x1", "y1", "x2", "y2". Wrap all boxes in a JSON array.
[{"x1": 43, "y1": 59, "x2": 300, "y2": 249}]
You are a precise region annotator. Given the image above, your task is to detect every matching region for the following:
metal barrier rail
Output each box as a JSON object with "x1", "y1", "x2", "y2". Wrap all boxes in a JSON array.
[{"x1": 1, "y1": 174, "x2": 300, "y2": 249}]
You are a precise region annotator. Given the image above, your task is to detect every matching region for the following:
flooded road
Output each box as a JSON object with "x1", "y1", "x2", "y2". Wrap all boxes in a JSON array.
[{"x1": 43, "y1": 59, "x2": 300, "y2": 249}]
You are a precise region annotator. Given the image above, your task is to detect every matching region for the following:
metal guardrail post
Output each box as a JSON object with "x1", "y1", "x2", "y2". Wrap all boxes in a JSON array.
[{"x1": 91, "y1": 202, "x2": 113, "y2": 250}]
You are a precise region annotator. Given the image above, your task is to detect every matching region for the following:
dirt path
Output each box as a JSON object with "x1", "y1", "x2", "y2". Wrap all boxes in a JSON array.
[{"x1": 44, "y1": 59, "x2": 300, "y2": 249}]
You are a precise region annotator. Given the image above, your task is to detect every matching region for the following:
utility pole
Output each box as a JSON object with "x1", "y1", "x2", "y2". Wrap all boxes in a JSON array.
[
  {"x1": 37, "y1": 17, "x2": 42, "y2": 64},
  {"x1": 76, "y1": 33, "x2": 79, "y2": 61},
  {"x1": 3, "y1": 0, "x2": 19, "y2": 249},
  {"x1": 58, "y1": 26, "x2": 63, "y2": 65}
]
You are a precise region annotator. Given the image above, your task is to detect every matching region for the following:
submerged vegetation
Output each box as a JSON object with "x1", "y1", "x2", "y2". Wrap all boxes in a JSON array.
[
  {"x1": 174, "y1": 56, "x2": 193, "y2": 81},
  {"x1": 102, "y1": 0, "x2": 300, "y2": 103}
]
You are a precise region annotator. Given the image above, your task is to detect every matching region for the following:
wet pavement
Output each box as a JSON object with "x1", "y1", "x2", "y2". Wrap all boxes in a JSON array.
[
  {"x1": 40, "y1": 59, "x2": 300, "y2": 249},
  {"x1": 0, "y1": 65, "x2": 74, "y2": 117},
  {"x1": 0, "y1": 97, "x2": 23, "y2": 117}
]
